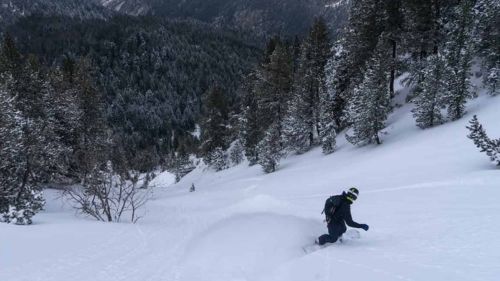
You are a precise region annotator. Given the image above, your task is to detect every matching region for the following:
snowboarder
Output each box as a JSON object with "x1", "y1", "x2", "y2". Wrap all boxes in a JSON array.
[{"x1": 317, "y1": 187, "x2": 369, "y2": 245}]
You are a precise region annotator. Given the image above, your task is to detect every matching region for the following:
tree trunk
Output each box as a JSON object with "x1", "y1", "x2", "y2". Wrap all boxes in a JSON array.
[
  {"x1": 16, "y1": 159, "x2": 31, "y2": 204},
  {"x1": 433, "y1": 0, "x2": 441, "y2": 55},
  {"x1": 390, "y1": 39, "x2": 397, "y2": 98}
]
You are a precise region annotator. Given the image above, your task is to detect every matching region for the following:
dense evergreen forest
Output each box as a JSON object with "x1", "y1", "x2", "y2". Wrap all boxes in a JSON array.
[
  {"x1": 1, "y1": 0, "x2": 499, "y2": 224},
  {"x1": 7, "y1": 15, "x2": 261, "y2": 169},
  {"x1": 103, "y1": 0, "x2": 349, "y2": 40}
]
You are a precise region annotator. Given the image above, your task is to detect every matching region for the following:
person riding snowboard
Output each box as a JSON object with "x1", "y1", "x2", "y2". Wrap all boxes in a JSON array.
[{"x1": 317, "y1": 187, "x2": 369, "y2": 245}]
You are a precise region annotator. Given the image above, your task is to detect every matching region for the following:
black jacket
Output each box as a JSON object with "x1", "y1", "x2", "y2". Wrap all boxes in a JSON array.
[{"x1": 325, "y1": 192, "x2": 363, "y2": 229}]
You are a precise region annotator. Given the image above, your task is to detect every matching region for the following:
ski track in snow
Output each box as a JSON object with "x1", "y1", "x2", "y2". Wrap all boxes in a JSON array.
[{"x1": 1, "y1": 93, "x2": 500, "y2": 280}]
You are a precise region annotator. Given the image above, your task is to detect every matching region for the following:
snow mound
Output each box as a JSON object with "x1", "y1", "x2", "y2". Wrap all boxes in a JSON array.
[
  {"x1": 178, "y1": 213, "x2": 321, "y2": 281},
  {"x1": 150, "y1": 170, "x2": 176, "y2": 188}
]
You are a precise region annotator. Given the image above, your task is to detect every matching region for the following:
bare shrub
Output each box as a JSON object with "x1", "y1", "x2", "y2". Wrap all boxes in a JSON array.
[{"x1": 63, "y1": 163, "x2": 154, "y2": 223}]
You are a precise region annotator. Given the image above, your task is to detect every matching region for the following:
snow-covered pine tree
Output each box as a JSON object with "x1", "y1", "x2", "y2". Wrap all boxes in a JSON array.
[
  {"x1": 402, "y1": 0, "x2": 443, "y2": 99},
  {"x1": 319, "y1": 52, "x2": 338, "y2": 154},
  {"x1": 484, "y1": 68, "x2": 499, "y2": 95},
  {"x1": 472, "y1": 0, "x2": 500, "y2": 95},
  {"x1": 341, "y1": 0, "x2": 385, "y2": 96},
  {"x1": 412, "y1": 54, "x2": 446, "y2": 129},
  {"x1": 230, "y1": 139, "x2": 244, "y2": 165},
  {"x1": 0, "y1": 81, "x2": 25, "y2": 221},
  {"x1": 171, "y1": 147, "x2": 195, "y2": 182},
  {"x1": 283, "y1": 18, "x2": 331, "y2": 153},
  {"x1": 383, "y1": 0, "x2": 403, "y2": 97},
  {"x1": 402, "y1": 0, "x2": 442, "y2": 59},
  {"x1": 346, "y1": 39, "x2": 391, "y2": 146},
  {"x1": 318, "y1": 86, "x2": 337, "y2": 154},
  {"x1": 208, "y1": 147, "x2": 228, "y2": 172},
  {"x1": 323, "y1": 41, "x2": 349, "y2": 130},
  {"x1": 240, "y1": 71, "x2": 263, "y2": 166},
  {"x1": 467, "y1": 115, "x2": 500, "y2": 166},
  {"x1": 443, "y1": 0, "x2": 475, "y2": 121},
  {"x1": 200, "y1": 85, "x2": 230, "y2": 169},
  {"x1": 72, "y1": 58, "x2": 109, "y2": 180},
  {"x1": 257, "y1": 122, "x2": 284, "y2": 173},
  {"x1": 282, "y1": 94, "x2": 310, "y2": 154},
  {"x1": 0, "y1": 54, "x2": 68, "y2": 224},
  {"x1": 254, "y1": 42, "x2": 293, "y2": 172},
  {"x1": 258, "y1": 42, "x2": 293, "y2": 131},
  {"x1": 49, "y1": 59, "x2": 83, "y2": 161}
]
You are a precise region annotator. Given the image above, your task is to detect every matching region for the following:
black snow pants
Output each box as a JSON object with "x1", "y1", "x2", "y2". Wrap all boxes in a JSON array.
[{"x1": 318, "y1": 221, "x2": 346, "y2": 245}]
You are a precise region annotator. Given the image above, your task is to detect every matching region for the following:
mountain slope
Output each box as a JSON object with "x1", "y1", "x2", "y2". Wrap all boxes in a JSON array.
[
  {"x1": 101, "y1": 0, "x2": 350, "y2": 38},
  {"x1": 0, "y1": 0, "x2": 111, "y2": 28},
  {"x1": 1, "y1": 81, "x2": 499, "y2": 281}
]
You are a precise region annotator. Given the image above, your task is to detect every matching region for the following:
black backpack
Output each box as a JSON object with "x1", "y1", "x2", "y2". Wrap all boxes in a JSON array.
[{"x1": 322, "y1": 195, "x2": 342, "y2": 223}]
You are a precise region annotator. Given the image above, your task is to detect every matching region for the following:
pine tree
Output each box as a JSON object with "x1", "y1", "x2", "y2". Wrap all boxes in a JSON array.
[
  {"x1": 383, "y1": 0, "x2": 403, "y2": 97},
  {"x1": 472, "y1": 0, "x2": 500, "y2": 95},
  {"x1": 0, "y1": 82, "x2": 24, "y2": 220},
  {"x1": 402, "y1": 0, "x2": 442, "y2": 58},
  {"x1": 318, "y1": 71, "x2": 337, "y2": 154},
  {"x1": 257, "y1": 42, "x2": 293, "y2": 129},
  {"x1": 208, "y1": 147, "x2": 228, "y2": 172},
  {"x1": 346, "y1": 40, "x2": 391, "y2": 145},
  {"x1": 323, "y1": 41, "x2": 349, "y2": 130},
  {"x1": 282, "y1": 95, "x2": 310, "y2": 153},
  {"x1": 0, "y1": 52, "x2": 67, "y2": 224},
  {"x1": 254, "y1": 42, "x2": 293, "y2": 171},
  {"x1": 443, "y1": 0, "x2": 475, "y2": 121},
  {"x1": 402, "y1": 0, "x2": 444, "y2": 99},
  {"x1": 0, "y1": 37, "x2": 89, "y2": 224},
  {"x1": 0, "y1": 33, "x2": 22, "y2": 77},
  {"x1": 284, "y1": 18, "x2": 331, "y2": 153},
  {"x1": 412, "y1": 54, "x2": 446, "y2": 129},
  {"x1": 49, "y1": 58, "x2": 82, "y2": 154},
  {"x1": 171, "y1": 147, "x2": 195, "y2": 182},
  {"x1": 230, "y1": 140, "x2": 244, "y2": 165},
  {"x1": 484, "y1": 68, "x2": 499, "y2": 95},
  {"x1": 200, "y1": 85, "x2": 230, "y2": 168},
  {"x1": 72, "y1": 58, "x2": 109, "y2": 180},
  {"x1": 467, "y1": 115, "x2": 500, "y2": 166},
  {"x1": 341, "y1": 0, "x2": 385, "y2": 96},
  {"x1": 319, "y1": 41, "x2": 351, "y2": 154},
  {"x1": 240, "y1": 72, "x2": 263, "y2": 166},
  {"x1": 257, "y1": 122, "x2": 284, "y2": 173}
]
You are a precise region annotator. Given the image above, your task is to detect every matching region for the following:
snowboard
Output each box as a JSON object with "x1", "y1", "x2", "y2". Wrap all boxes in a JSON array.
[{"x1": 302, "y1": 229, "x2": 361, "y2": 254}]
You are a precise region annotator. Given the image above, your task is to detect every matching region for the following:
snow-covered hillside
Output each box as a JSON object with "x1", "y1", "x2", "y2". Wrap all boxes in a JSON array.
[{"x1": 1, "y1": 90, "x2": 499, "y2": 281}]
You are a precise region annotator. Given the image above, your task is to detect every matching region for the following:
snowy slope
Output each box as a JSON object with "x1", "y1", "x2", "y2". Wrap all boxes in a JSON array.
[{"x1": 1, "y1": 90, "x2": 500, "y2": 281}]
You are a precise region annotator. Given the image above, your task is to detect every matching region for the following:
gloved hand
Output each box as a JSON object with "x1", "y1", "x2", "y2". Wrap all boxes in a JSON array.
[{"x1": 360, "y1": 224, "x2": 369, "y2": 231}]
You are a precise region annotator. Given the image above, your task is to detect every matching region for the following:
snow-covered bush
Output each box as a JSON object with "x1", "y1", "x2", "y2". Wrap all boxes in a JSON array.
[{"x1": 1, "y1": 188, "x2": 44, "y2": 225}]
